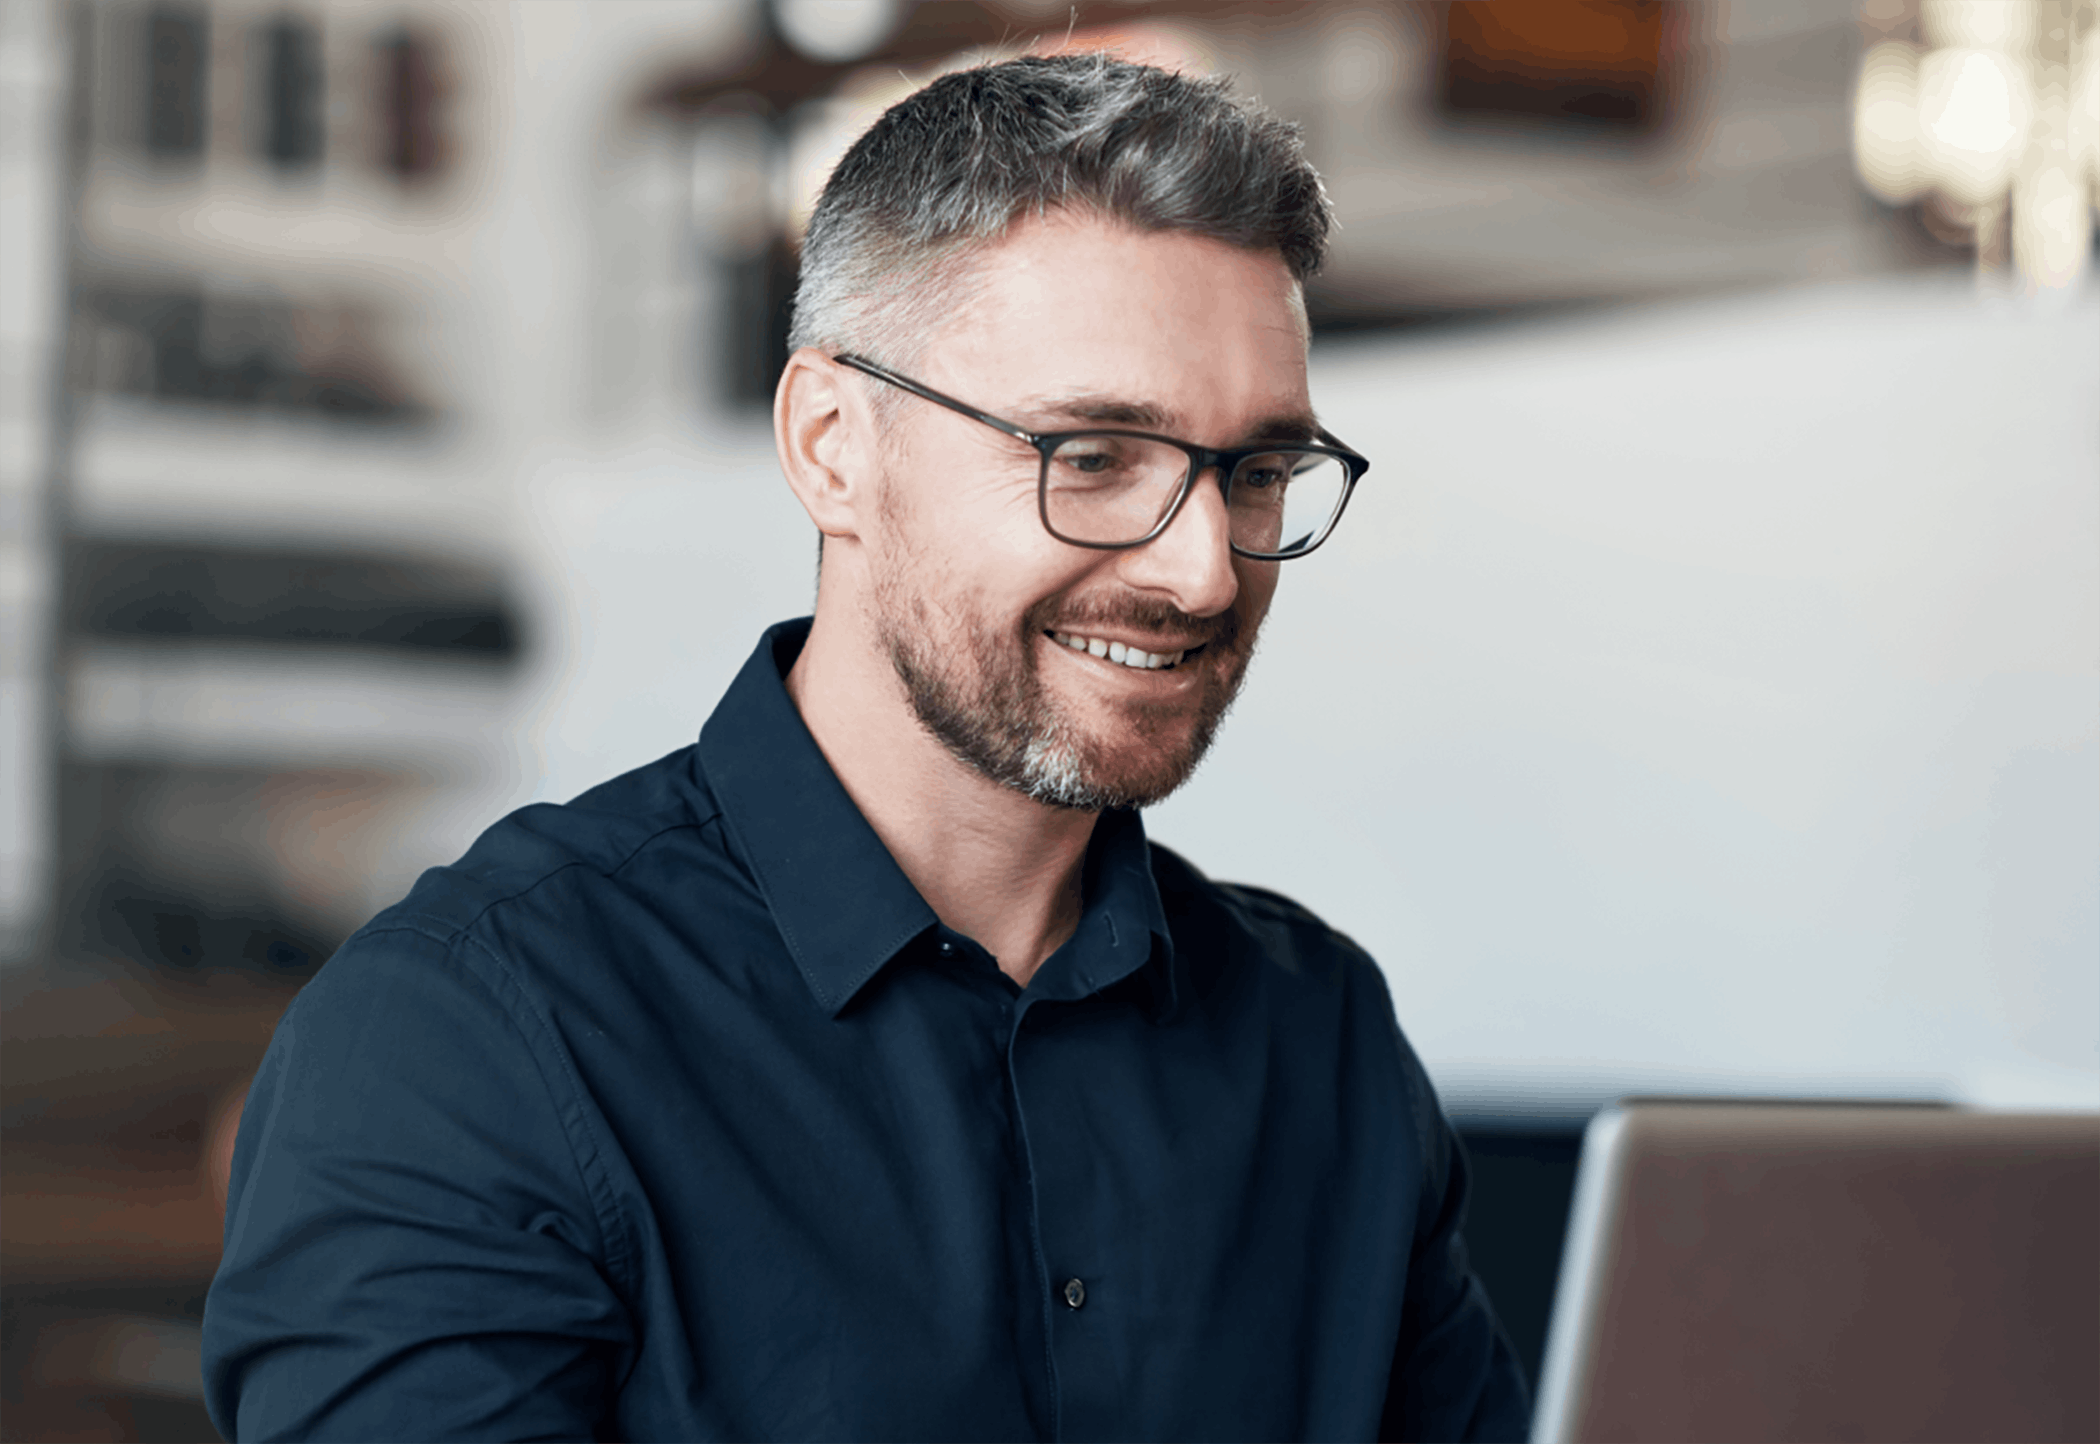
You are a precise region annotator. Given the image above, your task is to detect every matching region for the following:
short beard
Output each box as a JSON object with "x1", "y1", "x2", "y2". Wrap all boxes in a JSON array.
[{"x1": 878, "y1": 587, "x2": 1253, "y2": 812}]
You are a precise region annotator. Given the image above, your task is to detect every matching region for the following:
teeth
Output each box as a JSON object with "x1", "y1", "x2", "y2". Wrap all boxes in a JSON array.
[{"x1": 1050, "y1": 632, "x2": 1187, "y2": 671}]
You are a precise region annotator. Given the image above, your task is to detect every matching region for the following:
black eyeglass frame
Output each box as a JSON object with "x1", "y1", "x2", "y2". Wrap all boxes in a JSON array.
[{"x1": 835, "y1": 353, "x2": 1370, "y2": 561}]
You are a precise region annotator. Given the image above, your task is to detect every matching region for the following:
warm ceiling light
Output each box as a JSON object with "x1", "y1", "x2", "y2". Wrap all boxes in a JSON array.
[
  {"x1": 1852, "y1": 0, "x2": 2096, "y2": 291},
  {"x1": 1917, "y1": 47, "x2": 2033, "y2": 205},
  {"x1": 773, "y1": 0, "x2": 901, "y2": 65}
]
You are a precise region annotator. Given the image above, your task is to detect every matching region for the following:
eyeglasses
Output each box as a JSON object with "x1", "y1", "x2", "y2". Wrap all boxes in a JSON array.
[{"x1": 835, "y1": 354, "x2": 1368, "y2": 561}]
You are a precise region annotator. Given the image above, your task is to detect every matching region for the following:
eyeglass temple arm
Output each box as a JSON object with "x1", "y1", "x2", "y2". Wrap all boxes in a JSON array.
[{"x1": 834, "y1": 354, "x2": 1043, "y2": 446}]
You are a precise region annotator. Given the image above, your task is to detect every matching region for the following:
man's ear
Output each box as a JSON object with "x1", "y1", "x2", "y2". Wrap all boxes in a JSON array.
[{"x1": 775, "y1": 348, "x2": 874, "y2": 542}]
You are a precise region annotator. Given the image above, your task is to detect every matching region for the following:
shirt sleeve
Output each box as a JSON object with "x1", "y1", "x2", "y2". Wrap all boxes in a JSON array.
[
  {"x1": 1380, "y1": 1081, "x2": 1533, "y2": 1443},
  {"x1": 201, "y1": 920, "x2": 634, "y2": 1442}
]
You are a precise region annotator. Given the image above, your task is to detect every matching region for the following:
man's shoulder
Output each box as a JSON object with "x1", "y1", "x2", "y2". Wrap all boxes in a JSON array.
[
  {"x1": 372, "y1": 743, "x2": 729, "y2": 949},
  {"x1": 1146, "y1": 839, "x2": 1382, "y2": 991}
]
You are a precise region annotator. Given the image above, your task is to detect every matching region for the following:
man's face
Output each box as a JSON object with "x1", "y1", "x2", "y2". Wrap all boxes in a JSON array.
[{"x1": 862, "y1": 212, "x2": 1312, "y2": 810}]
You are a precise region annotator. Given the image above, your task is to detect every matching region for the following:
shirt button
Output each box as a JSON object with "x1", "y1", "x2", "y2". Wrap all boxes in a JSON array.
[
  {"x1": 938, "y1": 941, "x2": 956, "y2": 957},
  {"x1": 1063, "y1": 1278, "x2": 1086, "y2": 1310}
]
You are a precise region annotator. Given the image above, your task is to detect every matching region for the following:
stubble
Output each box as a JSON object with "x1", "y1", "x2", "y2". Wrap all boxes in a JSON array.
[{"x1": 875, "y1": 577, "x2": 1255, "y2": 812}]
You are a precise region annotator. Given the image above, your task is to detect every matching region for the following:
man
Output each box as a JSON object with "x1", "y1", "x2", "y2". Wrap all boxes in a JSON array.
[{"x1": 204, "y1": 54, "x2": 1528, "y2": 1441}]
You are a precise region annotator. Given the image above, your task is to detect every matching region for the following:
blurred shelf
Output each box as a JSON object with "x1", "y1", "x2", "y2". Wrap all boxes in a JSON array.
[
  {"x1": 65, "y1": 536, "x2": 520, "y2": 658},
  {"x1": 77, "y1": 163, "x2": 479, "y2": 288},
  {"x1": 1276, "y1": 8, "x2": 1943, "y2": 319},
  {"x1": 70, "y1": 397, "x2": 493, "y2": 553},
  {"x1": 65, "y1": 640, "x2": 518, "y2": 773}
]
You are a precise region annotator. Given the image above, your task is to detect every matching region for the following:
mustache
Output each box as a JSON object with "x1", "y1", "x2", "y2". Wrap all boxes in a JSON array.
[{"x1": 1033, "y1": 596, "x2": 1241, "y2": 651}]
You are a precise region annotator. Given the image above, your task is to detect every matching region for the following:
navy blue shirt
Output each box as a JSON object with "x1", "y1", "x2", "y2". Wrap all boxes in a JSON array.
[{"x1": 203, "y1": 619, "x2": 1527, "y2": 1441}]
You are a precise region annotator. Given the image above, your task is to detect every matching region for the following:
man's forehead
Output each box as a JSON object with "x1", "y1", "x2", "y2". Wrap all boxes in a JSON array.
[
  {"x1": 916, "y1": 211, "x2": 1315, "y2": 435},
  {"x1": 954, "y1": 209, "x2": 1307, "y2": 321}
]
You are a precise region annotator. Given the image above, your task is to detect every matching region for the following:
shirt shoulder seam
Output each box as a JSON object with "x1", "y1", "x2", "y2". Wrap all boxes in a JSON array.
[
  {"x1": 465, "y1": 927, "x2": 644, "y2": 1295},
  {"x1": 392, "y1": 806, "x2": 729, "y2": 946}
]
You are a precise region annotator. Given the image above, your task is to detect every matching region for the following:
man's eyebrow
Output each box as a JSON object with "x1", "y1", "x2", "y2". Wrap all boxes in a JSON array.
[
  {"x1": 1243, "y1": 412, "x2": 1321, "y2": 444},
  {"x1": 1022, "y1": 392, "x2": 1174, "y2": 430},
  {"x1": 1022, "y1": 393, "x2": 1322, "y2": 444}
]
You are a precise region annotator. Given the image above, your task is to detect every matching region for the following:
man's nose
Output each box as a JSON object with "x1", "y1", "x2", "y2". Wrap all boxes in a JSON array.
[{"x1": 1117, "y1": 469, "x2": 1241, "y2": 617}]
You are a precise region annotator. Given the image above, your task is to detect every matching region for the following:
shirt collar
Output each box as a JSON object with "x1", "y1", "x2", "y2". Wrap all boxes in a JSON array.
[
  {"x1": 699, "y1": 619, "x2": 937, "y2": 1016},
  {"x1": 699, "y1": 618, "x2": 1177, "y2": 1018}
]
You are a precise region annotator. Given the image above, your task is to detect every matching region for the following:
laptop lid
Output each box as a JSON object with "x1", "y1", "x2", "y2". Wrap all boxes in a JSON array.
[{"x1": 1531, "y1": 1103, "x2": 2100, "y2": 1444}]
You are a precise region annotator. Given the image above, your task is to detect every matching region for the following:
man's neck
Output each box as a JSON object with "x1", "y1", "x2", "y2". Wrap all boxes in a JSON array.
[{"x1": 785, "y1": 611, "x2": 1097, "y2": 990}]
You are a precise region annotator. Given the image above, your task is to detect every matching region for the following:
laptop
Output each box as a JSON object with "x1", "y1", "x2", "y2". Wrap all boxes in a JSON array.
[{"x1": 1530, "y1": 1102, "x2": 2100, "y2": 1443}]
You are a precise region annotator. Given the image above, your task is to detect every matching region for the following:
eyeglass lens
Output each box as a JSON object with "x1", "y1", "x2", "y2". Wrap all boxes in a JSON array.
[{"x1": 1043, "y1": 435, "x2": 1350, "y2": 557}]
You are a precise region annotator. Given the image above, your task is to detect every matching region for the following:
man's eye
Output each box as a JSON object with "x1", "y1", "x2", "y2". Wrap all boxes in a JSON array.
[
  {"x1": 1051, "y1": 441, "x2": 1141, "y2": 480},
  {"x1": 1235, "y1": 459, "x2": 1292, "y2": 491}
]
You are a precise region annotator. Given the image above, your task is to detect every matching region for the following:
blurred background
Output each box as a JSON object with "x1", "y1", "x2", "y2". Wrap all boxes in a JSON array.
[{"x1": 2, "y1": 0, "x2": 2094, "y2": 1436}]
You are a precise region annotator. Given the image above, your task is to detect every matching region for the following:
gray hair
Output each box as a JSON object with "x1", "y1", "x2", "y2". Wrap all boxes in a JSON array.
[{"x1": 787, "y1": 53, "x2": 1332, "y2": 369}]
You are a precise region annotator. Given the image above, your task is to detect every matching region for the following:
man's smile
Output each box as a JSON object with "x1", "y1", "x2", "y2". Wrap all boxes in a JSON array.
[{"x1": 1045, "y1": 628, "x2": 1207, "y2": 672}]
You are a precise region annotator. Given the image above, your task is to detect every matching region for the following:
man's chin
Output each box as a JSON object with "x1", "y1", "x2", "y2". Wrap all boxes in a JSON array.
[
  {"x1": 1044, "y1": 662, "x2": 1245, "y2": 808},
  {"x1": 1019, "y1": 759, "x2": 1193, "y2": 813},
  {"x1": 1024, "y1": 716, "x2": 1221, "y2": 812}
]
